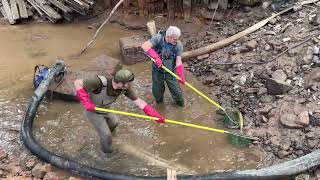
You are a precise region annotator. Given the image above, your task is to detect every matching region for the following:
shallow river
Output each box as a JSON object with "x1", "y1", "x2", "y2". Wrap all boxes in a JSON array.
[{"x1": 0, "y1": 21, "x2": 264, "y2": 177}]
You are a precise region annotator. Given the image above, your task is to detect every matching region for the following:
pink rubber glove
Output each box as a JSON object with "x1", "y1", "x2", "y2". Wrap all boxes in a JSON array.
[
  {"x1": 147, "y1": 48, "x2": 162, "y2": 68},
  {"x1": 143, "y1": 104, "x2": 165, "y2": 123},
  {"x1": 76, "y1": 88, "x2": 95, "y2": 112},
  {"x1": 176, "y1": 64, "x2": 186, "y2": 85}
]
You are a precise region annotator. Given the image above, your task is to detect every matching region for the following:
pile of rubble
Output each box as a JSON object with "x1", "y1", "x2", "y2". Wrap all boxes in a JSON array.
[
  {"x1": 184, "y1": 1, "x2": 320, "y2": 163},
  {"x1": 0, "y1": 0, "x2": 93, "y2": 24}
]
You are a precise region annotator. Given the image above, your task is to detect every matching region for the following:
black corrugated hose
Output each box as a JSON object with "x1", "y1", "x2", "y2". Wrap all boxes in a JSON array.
[{"x1": 21, "y1": 60, "x2": 320, "y2": 180}]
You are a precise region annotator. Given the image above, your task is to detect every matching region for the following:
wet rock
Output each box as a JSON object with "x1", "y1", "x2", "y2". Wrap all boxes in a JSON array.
[
  {"x1": 279, "y1": 140, "x2": 291, "y2": 151},
  {"x1": 197, "y1": 54, "x2": 209, "y2": 60},
  {"x1": 273, "y1": 24, "x2": 282, "y2": 33},
  {"x1": 88, "y1": 22, "x2": 101, "y2": 29},
  {"x1": 271, "y1": 70, "x2": 287, "y2": 82},
  {"x1": 264, "y1": 44, "x2": 271, "y2": 51},
  {"x1": 257, "y1": 87, "x2": 268, "y2": 96},
  {"x1": 0, "y1": 163, "x2": 22, "y2": 175},
  {"x1": 262, "y1": 1, "x2": 272, "y2": 9},
  {"x1": 266, "y1": 78, "x2": 293, "y2": 95},
  {"x1": 269, "y1": 18, "x2": 277, "y2": 25},
  {"x1": 292, "y1": 4, "x2": 302, "y2": 12},
  {"x1": 295, "y1": 173, "x2": 310, "y2": 180},
  {"x1": 245, "y1": 88, "x2": 259, "y2": 94},
  {"x1": 69, "y1": 177, "x2": 82, "y2": 180},
  {"x1": 297, "y1": 47, "x2": 313, "y2": 65},
  {"x1": 5, "y1": 177, "x2": 32, "y2": 180},
  {"x1": 282, "y1": 37, "x2": 291, "y2": 42},
  {"x1": 288, "y1": 48, "x2": 299, "y2": 57},
  {"x1": 301, "y1": 65, "x2": 311, "y2": 71},
  {"x1": 258, "y1": 104, "x2": 273, "y2": 115},
  {"x1": 43, "y1": 172, "x2": 66, "y2": 180},
  {"x1": 313, "y1": 46, "x2": 319, "y2": 55},
  {"x1": 260, "y1": 95, "x2": 275, "y2": 103},
  {"x1": 261, "y1": 115, "x2": 268, "y2": 123},
  {"x1": 308, "y1": 13, "x2": 320, "y2": 26},
  {"x1": 307, "y1": 139, "x2": 317, "y2": 149},
  {"x1": 312, "y1": 56, "x2": 320, "y2": 66},
  {"x1": 244, "y1": 40, "x2": 258, "y2": 50},
  {"x1": 296, "y1": 111, "x2": 309, "y2": 126},
  {"x1": 270, "y1": 136, "x2": 280, "y2": 147},
  {"x1": 277, "y1": 150, "x2": 290, "y2": 158},
  {"x1": 25, "y1": 159, "x2": 36, "y2": 170},
  {"x1": 0, "y1": 149, "x2": 7, "y2": 161},
  {"x1": 202, "y1": 76, "x2": 215, "y2": 85},
  {"x1": 280, "y1": 113, "x2": 303, "y2": 128},
  {"x1": 303, "y1": 67, "x2": 320, "y2": 89},
  {"x1": 239, "y1": 75, "x2": 247, "y2": 85},
  {"x1": 32, "y1": 164, "x2": 52, "y2": 179}
]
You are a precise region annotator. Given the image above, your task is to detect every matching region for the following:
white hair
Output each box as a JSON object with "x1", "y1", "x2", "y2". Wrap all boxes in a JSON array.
[{"x1": 166, "y1": 26, "x2": 181, "y2": 37}]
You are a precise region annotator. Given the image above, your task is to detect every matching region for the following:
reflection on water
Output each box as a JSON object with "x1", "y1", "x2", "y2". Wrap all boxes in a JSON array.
[{"x1": 0, "y1": 22, "x2": 263, "y2": 176}]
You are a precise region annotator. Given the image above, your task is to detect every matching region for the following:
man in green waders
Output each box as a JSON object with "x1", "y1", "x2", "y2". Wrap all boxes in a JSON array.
[
  {"x1": 142, "y1": 26, "x2": 185, "y2": 107},
  {"x1": 74, "y1": 69, "x2": 166, "y2": 153}
]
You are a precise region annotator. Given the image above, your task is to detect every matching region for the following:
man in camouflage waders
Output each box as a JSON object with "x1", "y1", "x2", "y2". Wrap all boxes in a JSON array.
[
  {"x1": 142, "y1": 26, "x2": 186, "y2": 107},
  {"x1": 74, "y1": 69, "x2": 166, "y2": 153}
]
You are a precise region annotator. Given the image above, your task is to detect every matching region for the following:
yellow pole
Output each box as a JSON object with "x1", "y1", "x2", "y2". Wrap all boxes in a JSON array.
[
  {"x1": 95, "y1": 107, "x2": 226, "y2": 134},
  {"x1": 145, "y1": 54, "x2": 225, "y2": 111}
]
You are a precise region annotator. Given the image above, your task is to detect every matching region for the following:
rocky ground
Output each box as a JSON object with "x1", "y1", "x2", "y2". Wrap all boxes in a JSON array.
[
  {"x1": 1, "y1": 0, "x2": 320, "y2": 179},
  {"x1": 182, "y1": 1, "x2": 320, "y2": 179}
]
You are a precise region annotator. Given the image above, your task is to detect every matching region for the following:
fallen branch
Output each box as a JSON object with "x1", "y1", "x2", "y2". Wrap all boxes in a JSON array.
[
  {"x1": 181, "y1": 0, "x2": 320, "y2": 60},
  {"x1": 78, "y1": 0, "x2": 125, "y2": 57}
]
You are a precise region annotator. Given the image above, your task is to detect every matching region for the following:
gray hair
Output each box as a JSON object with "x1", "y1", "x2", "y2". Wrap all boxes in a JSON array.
[{"x1": 166, "y1": 26, "x2": 181, "y2": 37}]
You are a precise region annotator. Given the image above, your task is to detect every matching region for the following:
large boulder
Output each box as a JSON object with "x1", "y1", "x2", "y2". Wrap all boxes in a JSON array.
[{"x1": 119, "y1": 35, "x2": 149, "y2": 65}]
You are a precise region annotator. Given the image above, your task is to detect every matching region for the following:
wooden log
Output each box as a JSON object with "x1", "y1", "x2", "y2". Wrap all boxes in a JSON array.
[
  {"x1": 183, "y1": 0, "x2": 191, "y2": 20},
  {"x1": 1, "y1": 0, "x2": 15, "y2": 24},
  {"x1": 16, "y1": 0, "x2": 28, "y2": 18},
  {"x1": 10, "y1": 0, "x2": 20, "y2": 21},
  {"x1": 48, "y1": 0, "x2": 72, "y2": 13}
]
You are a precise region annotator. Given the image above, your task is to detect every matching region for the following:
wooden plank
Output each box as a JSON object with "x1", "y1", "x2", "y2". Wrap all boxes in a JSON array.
[
  {"x1": 48, "y1": 0, "x2": 71, "y2": 13},
  {"x1": 72, "y1": 0, "x2": 90, "y2": 9},
  {"x1": 1, "y1": 0, "x2": 15, "y2": 24},
  {"x1": 64, "y1": 0, "x2": 86, "y2": 15},
  {"x1": 34, "y1": 0, "x2": 62, "y2": 22},
  {"x1": 0, "y1": 5, "x2": 7, "y2": 18},
  {"x1": 25, "y1": 0, "x2": 45, "y2": 17},
  {"x1": 16, "y1": 0, "x2": 28, "y2": 18},
  {"x1": 81, "y1": 0, "x2": 93, "y2": 5},
  {"x1": 10, "y1": 0, "x2": 20, "y2": 21}
]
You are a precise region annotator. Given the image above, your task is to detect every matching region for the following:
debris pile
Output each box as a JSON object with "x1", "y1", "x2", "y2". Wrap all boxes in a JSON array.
[{"x1": 0, "y1": 0, "x2": 94, "y2": 24}]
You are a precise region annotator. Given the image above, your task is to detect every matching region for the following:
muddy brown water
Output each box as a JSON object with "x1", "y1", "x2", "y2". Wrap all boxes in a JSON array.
[{"x1": 0, "y1": 22, "x2": 264, "y2": 176}]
